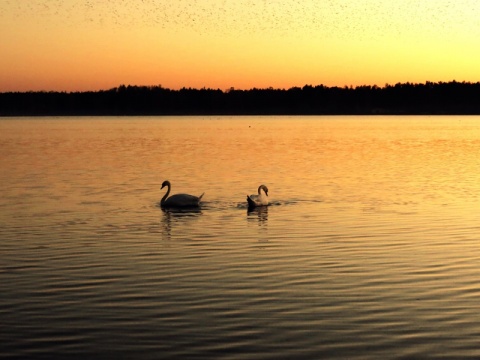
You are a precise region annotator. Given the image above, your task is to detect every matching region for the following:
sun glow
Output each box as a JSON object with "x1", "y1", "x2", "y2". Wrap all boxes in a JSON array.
[{"x1": 1, "y1": 0, "x2": 479, "y2": 92}]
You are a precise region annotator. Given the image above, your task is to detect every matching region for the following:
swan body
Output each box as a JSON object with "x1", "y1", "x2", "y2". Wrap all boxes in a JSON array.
[
  {"x1": 161, "y1": 180, "x2": 204, "y2": 209},
  {"x1": 247, "y1": 184, "x2": 269, "y2": 208}
]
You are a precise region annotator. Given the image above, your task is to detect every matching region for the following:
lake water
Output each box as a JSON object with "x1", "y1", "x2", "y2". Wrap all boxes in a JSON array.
[{"x1": 2, "y1": 116, "x2": 480, "y2": 359}]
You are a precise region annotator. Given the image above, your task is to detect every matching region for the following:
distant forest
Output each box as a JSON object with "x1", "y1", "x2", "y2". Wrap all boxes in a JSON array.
[{"x1": 1, "y1": 81, "x2": 480, "y2": 116}]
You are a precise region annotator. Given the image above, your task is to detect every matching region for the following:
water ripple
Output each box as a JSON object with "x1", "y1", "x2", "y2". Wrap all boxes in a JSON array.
[{"x1": 3, "y1": 116, "x2": 480, "y2": 359}]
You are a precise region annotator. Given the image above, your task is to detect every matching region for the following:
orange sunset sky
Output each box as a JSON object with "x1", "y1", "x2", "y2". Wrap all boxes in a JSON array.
[{"x1": 1, "y1": 0, "x2": 480, "y2": 92}]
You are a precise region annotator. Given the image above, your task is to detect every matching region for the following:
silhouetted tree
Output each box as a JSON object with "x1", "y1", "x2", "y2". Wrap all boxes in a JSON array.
[{"x1": 1, "y1": 81, "x2": 480, "y2": 116}]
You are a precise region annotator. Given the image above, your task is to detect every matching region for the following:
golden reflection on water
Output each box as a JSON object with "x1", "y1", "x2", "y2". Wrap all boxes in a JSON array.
[
  {"x1": 157, "y1": 116, "x2": 480, "y2": 209},
  {"x1": 2, "y1": 116, "x2": 480, "y2": 358},
  {"x1": 2, "y1": 116, "x2": 480, "y2": 235}
]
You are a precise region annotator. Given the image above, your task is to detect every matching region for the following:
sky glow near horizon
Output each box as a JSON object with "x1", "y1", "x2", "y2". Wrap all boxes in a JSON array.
[{"x1": 1, "y1": 0, "x2": 479, "y2": 92}]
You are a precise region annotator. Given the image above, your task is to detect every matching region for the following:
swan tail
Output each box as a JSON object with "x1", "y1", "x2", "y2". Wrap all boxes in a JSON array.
[
  {"x1": 247, "y1": 195, "x2": 256, "y2": 208},
  {"x1": 198, "y1": 193, "x2": 205, "y2": 202}
]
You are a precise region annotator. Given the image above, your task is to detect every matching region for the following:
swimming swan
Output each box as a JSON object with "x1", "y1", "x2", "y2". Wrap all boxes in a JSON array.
[
  {"x1": 247, "y1": 184, "x2": 269, "y2": 208},
  {"x1": 161, "y1": 180, "x2": 204, "y2": 209}
]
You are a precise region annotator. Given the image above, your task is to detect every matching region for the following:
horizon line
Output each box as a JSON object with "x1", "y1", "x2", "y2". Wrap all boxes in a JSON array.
[{"x1": 2, "y1": 79, "x2": 480, "y2": 94}]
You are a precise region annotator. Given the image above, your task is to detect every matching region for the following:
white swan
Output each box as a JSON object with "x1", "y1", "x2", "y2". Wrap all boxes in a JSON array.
[
  {"x1": 161, "y1": 180, "x2": 204, "y2": 209},
  {"x1": 247, "y1": 184, "x2": 269, "y2": 208}
]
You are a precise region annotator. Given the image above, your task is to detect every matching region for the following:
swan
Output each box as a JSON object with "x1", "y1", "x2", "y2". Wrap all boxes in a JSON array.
[
  {"x1": 161, "y1": 180, "x2": 204, "y2": 209},
  {"x1": 247, "y1": 184, "x2": 269, "y2": 208}
]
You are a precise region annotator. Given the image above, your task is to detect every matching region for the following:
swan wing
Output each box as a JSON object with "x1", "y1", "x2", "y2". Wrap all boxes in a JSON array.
[
  {"x1": 163, "y1": 193, "x2": 202, "y2": 208},
  {"x1": 258, "y1": 194, "x2": 269, "y2": 206},
  {"x1": 247, "y1": 194, "x2": 268, "y2": 207},
  {"x1": 247, "y1": 195, "x2": 257, "y2": 208}
]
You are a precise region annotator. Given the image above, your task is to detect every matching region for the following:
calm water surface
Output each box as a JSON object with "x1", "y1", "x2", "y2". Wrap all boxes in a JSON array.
[{"x1": 2, "y1": 116, "x2": 480, "y2": 359}]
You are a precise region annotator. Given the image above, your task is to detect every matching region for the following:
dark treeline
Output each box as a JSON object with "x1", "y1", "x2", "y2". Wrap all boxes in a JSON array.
[{"x1": 1, "y1": 81, "x2": 480, "y2": 116}]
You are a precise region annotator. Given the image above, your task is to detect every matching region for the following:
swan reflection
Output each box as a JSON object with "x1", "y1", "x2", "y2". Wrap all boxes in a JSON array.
[
  {"x1": 160, "y1": 207, "x2": 203, "y2": 241},
  {"x1": 247, "y1": 205, "x2": 268, "y2": 225}
]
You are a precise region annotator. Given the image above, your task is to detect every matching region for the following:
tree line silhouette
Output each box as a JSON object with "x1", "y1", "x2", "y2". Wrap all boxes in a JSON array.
[{"x1": 1, "y1": 81, "x2": 480, "y2": 116}]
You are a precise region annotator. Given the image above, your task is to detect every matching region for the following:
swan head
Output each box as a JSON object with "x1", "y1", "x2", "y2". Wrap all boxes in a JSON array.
[
  {"x1": 259, "y1": 184, "x2": 268, "y2": 196},
  {"x1": 161, "y1": 180, "x2": 170, "y2": 189}
]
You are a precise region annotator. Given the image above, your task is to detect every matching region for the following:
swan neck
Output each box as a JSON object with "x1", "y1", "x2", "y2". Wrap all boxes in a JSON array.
[{"x1": 161, "y1": 183, "x2": 171, "y2": 206}]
